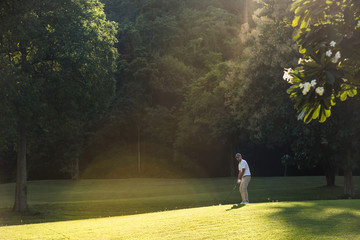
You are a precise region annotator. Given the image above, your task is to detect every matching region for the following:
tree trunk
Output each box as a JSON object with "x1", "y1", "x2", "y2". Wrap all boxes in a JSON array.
[
  {"x1": 325, "y1": 172, "x2": 335, "y2": 187},
  {"x1": 344, "y1": 147, "x2": 354, "y2": 197},
  {"x1": 320, "y1": 136, "x2": 336, "y2": 187},
  {"x1": 13, "y1": 124, "x2": 28, "y2": 213},
  {"x1": 344, "y1": 169, "x2": 354, "y2": 197},
  {"x1": 323, "y1": 157, "x2": 336, "y2": 187}
]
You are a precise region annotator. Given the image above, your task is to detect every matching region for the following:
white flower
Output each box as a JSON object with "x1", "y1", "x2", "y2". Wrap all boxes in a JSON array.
[
  {"x1": 283, "y1": 68, "x2": 293, "y2": 83},
  {"x1": 331, "y1": 51, "x2": 341, "y2": 63},
  {"x1": 298, "y1": 58, "x2": 314, "y2": 64},
  {"x1": 303, "y1": 82, "x2": 311, "y2": 89},
  {"x1": 302, "y1": 82, "x2": 311, "y2": 95},
  {"x1": 311, "y1": 79, "x2": 317, "y2": 87},
  {"x1": 326, "y1": 50, "x2": 333, "y2": 57},
  {"x1": 330, "y1": 41, "x2": 336, "y2": 47},
  {"x1": 335, "y1": 51, "x2": 341, "y2": 59},
  {"x1": 299, "y1": 58, "x2": 313, "y2": 64},
  {"x1": 315, "y1": 87, "x2": 324, "y2": 96},
  {"x1": 299, "y1": 83, "x2": 304, "y2": 89}
]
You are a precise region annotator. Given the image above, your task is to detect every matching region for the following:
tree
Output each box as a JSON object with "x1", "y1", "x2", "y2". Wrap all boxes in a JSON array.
[
  {"x1": 330, "y1": 99, "x2": 360, "y2": 196},
  {"x1": 0, "y1": 0, "x2": 117, "y2": 212},
  {"x1": 284, "y1": 0, "x2": 360, "y2": 196},
  {"x1": 175, "y1": 62, "x2": 236, "y2": 176},
  {"x1": 172, "y1": 4, "x2": 243, "y2": 176},
  {"x1": 290, "y1": 122, "x2": 339, "y2": 186},
  {"x1": 223, "y1": 0, "x2": 299, "y2": 176},
  {"x1": 285, "y1": 0, "x2": 360, "y2": 123},
  {"x1": 83, "y1": 0, "x2": 244, "y2": 177}
]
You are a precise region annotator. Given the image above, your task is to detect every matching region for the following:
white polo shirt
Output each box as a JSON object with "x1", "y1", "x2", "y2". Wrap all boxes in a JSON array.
[{"x1": 238, "y1": 159, "x2": 251, "y2": 176}]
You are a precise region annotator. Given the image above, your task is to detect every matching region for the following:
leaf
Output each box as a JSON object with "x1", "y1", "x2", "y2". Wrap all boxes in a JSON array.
[
  {"x1": 294, "y1": 33, "x2": 302, "y2": 41},
  {"x1": 299, "y1": 45, "x2": 307, "y2": 54},
  {"x1": 319, "y1": 107, "x2": 327, "y2": 122},
  {"x1": 330, "y1": 94, "x2": 336, "y2": 106},
  {"x1": 297, "y1": 107, "x2": 308, "y2": 121},
  {"x1": 311, "y1": 104, "x2": 321, "y2": 119},
  {"x1": 339, "y1": 88, "x2": 358, "y2": 101},
  {"x1": 303, "y1": 106, "x2": 314, "y2": 123},
  {"x1": 324, "y1": 108, "x2": 331, "y2": 118},
  {"x1": 340, "y1": 91, "x2": 348, "y2": 101},
  {"x1": 300, "y1": 15, "x2": 310, "y2": 29},
  {"x1": 287, "y1": 85, "x2": 298, "y2": 94},
  {"x1": 292, "y1": 15, "x2": 301, "y2": 27},
  {"x1": 348, "y1": 89, "x2": 357, "y2": 97},
  {"x1": 319, "y1": 106, "x2": 332, "y2": 123}
]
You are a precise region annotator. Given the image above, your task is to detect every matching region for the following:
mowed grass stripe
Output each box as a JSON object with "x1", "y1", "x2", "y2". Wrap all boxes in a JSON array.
[
  {"x1": 1, "y1": 200, "x2": 360, "y2": 240},
  {"x1": 0, "y1": 177, "x2": 359, "y2": 226},
  {"x1": 1, "y1": 177, "x2": 356, "y2": 206}
]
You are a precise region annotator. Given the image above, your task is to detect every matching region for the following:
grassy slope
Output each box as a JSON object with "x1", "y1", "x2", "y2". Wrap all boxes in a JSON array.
[
  {"x1": 0, "y1": 200, "x2": 359, "y2": 240},
  {"x1": 0, "y1": 177, "x2": 359, "y2": 226}
]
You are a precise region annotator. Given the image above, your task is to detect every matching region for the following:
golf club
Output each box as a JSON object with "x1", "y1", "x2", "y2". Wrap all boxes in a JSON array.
[{"x1": 219, "y1": 183, "x2": 238, "y2": 205}]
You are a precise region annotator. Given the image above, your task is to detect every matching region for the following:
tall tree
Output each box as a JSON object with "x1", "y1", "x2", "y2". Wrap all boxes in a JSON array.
[
  {"x1": 284, "y1": 0, "x2": 360, "y2": 196},
  {"x1": 172, "y1": 4, "x2": 243, "y2": 176},
  {"x1": 226, "y1": 0, "x2": 298, "y2": 156},
  {"x1": 0, "y1": 0, "x2": 117, "y2": 212}
]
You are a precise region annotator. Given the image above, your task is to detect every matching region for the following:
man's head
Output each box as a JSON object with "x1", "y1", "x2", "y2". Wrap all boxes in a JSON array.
[{"x1": 235, "y1": 153, "x2": 242, "y2": 162}]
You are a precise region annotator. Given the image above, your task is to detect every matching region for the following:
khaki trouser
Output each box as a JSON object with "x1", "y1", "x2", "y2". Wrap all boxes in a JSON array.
[{"x1": 239, "y1": 175, "x2": 251, "y2": 202}]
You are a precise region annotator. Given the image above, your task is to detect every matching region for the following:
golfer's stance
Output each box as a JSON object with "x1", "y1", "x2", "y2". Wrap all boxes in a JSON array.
[{"x1": 235, "y1": 153, "x2": 251, "y2": 204}]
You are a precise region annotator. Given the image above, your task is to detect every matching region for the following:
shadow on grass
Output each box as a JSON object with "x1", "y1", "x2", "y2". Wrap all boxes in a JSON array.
[
  {"x1": 226, "y1": 203, "x2": 246, "y2": 211},
  {"x1": 0, "y1": 199, "x2": 219, "y2": 226},
  {"x1": 267, "y1": 200, "x2": 360, "y2": 238}
]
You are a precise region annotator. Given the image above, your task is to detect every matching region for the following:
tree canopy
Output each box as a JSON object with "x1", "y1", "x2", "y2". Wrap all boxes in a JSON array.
[
  {"x1": 283, "y1": 0, "x2": 360, "y2": 196},
  {"x1": 0, "y1": 0, "x2": 118, "y2": 212},
  {"x1": 284, "y1": 0, "x2": 360, "y2": 123}
]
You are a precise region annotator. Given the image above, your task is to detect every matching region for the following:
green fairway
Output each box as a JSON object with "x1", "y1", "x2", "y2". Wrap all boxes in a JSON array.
[
  {"x1": 0, "y1": 200, "x2": 359, "y2": 240},
  {"x1": 0, "y1": 176, "x2": 359, "y2": 227}
]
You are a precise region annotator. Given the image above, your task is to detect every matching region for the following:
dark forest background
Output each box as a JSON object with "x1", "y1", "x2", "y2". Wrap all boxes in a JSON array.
[{"x1": 1, "y1": 0, "x2": 359, "y2": 183}]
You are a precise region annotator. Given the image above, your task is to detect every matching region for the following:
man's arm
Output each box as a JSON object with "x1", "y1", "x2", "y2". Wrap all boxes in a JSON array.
[{"x1": 237, "y1": 168, "x2": 245, "y2": 183}]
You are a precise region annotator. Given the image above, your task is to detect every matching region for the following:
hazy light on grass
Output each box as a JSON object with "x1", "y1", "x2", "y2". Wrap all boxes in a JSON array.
[{"x1": 1, "y1": 200, "x2": 359, "y2": 239}]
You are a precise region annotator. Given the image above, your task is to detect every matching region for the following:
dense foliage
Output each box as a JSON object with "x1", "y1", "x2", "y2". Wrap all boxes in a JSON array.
[
  {"x1": 284, "y1": 0, "x2": 360, "y2": 196},
  {"x1": 0, "y1": 0, "x2": 118, "y2": 211},
  {"x1": 81, "y1": 0, "x2": 248, "y2": 178},
  {"x1": 0, "y1": 0, "x2": 359, "y2": 192},
  {"x1": 285, "y1": 0, "x2": 360, "y2": 123}
]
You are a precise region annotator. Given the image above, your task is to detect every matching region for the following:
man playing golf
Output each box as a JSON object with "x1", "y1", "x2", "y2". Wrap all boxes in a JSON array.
[{"x1": 236, "y1": 153, "x2": 251, "y2": 204}]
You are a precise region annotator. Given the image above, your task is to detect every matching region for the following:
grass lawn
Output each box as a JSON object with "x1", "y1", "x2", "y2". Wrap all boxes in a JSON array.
[
  {"x1": 0, "y1": 200, "x2": 359, "y2": 240},
  {"x1": 0, "y1": 176, "x2": 359, "y2": 239}
]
